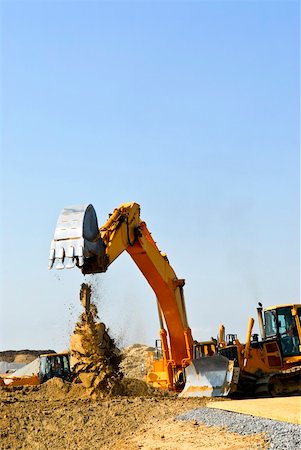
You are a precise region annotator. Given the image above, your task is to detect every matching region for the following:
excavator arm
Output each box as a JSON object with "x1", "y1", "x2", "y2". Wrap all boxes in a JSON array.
[
  {"x1": 49, "y1": 202, "x2": 193, "y2": 389},
  {"x1": 49, "y1": 202, "x2": 234, "y2": 394}
]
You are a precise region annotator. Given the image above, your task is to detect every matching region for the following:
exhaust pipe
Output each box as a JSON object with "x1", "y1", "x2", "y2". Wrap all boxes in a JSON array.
[{"x1": 257, "y1": 303, "x2": 266, "y2": 340}]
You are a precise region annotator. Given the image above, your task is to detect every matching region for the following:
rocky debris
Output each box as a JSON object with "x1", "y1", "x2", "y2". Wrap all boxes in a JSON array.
[
  {"x1": 0, "y1": 362, "x2": 26, "y2": 374},
  {"x1": 177, "y1": 408, "x2": 299, "y2": 449},
  {"x1": 70, "y1": 283, "x2": 122, "y2": 398}
]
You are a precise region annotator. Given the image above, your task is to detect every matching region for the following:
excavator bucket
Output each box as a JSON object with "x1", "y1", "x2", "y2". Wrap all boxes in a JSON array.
[
  {"x1": 179, "y1": 355, "x2": 235, "y2": 397},
  {"x1": 48, "y1": 204, "x2": 107, "y2": 274}
]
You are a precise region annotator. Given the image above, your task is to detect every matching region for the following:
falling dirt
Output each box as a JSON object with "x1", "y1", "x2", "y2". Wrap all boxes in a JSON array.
[{"x1": 70, "y1": 283, "x2": 123, "y2": 398}]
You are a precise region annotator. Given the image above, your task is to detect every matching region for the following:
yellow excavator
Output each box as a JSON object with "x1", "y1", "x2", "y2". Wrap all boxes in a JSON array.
[
  {"x1": 48, "y1": 202, "x2": 233, "y2": 395},
  {"x1": 48, "y1": 202, "x2": 301, "y2": 397}
]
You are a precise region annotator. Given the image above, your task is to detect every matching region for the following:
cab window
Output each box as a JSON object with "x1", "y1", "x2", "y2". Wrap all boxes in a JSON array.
[
  {"x1": 62, "y1": 355, "x2": 69, "y2": 373},
  {"x1": 264, "y1": 310, "x2": 277, "y2": 337},
  {"x1": 277, "y1": 307, "x2": 300, "y2": 356}
]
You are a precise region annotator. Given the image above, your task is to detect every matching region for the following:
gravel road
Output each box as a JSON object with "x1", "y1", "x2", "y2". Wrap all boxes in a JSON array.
[{"x1": 178, "y1": 407, "x2": 301, "y2": 449}]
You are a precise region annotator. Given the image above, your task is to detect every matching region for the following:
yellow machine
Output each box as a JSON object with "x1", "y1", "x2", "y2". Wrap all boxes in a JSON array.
[
  {"x1": 49, "y1": 202, "x2": 300, "y2": 397},
  {"x1": 214, "y1": 303, "x2": 301, "y2": 397},
  {"x1": 49, "y1": 202, "x2": 233, "y2": 395},
  {"x1": 1, "y1": 352, "x2": 71, "y2": 387}
]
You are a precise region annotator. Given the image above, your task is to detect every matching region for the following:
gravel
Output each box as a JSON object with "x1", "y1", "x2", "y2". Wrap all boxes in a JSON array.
[{"x1": 177, "y1": 407, "x2": 301, "y2": 449}]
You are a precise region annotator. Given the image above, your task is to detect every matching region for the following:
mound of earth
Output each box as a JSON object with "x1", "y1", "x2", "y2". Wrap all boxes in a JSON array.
[
  {"x1": 120, "y1": 344, "x2": 155, "y2": 380},
  {"x1": 118, "y1": 377, "x2": 175, "y2": 397},
  {"x1": 0, "y1": 350, "x2": 55, "y2": 364},
  {"x1": 39, "y1": 377, "x2": 88, "y2": 400}
]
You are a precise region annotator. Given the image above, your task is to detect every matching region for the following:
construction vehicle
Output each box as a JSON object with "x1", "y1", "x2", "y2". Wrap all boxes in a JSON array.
[
  {"x1": 48, "y1": 202, "x2": 301, "y2": 397},
  {"x1": 49, "y1": 202, "x2": 235, "y2": 396},
  {"x1": 212, "y1": 303, "x2": 301, "y2": 397},
  {"x1": 1, "y1": 352, "x2": 71, "y2": 387}
]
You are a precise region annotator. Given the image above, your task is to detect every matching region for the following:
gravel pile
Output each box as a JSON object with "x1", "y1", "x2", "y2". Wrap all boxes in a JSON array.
[
  {"x1": 6, "y1": 358, "x2": 40, "y2": 378},
  {"x1": 177, "y1": 407, "x2": 301, "y2": 449},
  {"x1": 0, "y1": 362, "x2": 26, "y2": 373}
]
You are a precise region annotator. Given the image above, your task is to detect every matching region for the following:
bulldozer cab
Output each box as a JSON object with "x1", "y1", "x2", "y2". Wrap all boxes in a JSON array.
[
  {"x1": 39, "y1": 353, "x2": 71, "y2": 383},
  {"x1": 264, "y1": 305, "x2": 301, "y2": 357}
]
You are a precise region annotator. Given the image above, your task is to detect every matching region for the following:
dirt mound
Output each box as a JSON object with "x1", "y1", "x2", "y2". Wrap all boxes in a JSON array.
[
  {"x1": 70, "y1": 283, "x2": 122, "y2": 398},
  {"x1": 120, "y1": 344, "x2": 155, "y2": 380},
  {"x1": 119, "y1": 378, "x2": 175, "y2": 397},
  {"x1": 0, "y1": 350, "x2": 55, "y2": 363},
  {"x1": 13, "y1": 354, "x2": 36, "y2": 364},
  {"x1": 39, "y1": 377, "x2": 87, "y2": 400}
]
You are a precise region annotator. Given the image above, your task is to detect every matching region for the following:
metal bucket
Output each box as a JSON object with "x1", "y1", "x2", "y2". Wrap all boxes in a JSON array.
[{"x1": 48, "y1": 204, "x2": 105, "y2": 272}]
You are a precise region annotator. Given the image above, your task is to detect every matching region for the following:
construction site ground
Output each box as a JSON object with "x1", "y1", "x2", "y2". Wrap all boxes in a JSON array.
[
  {"x1": 0, "y1": 380, "x2": 269, "y2": 450},
  {"x1": 208, "y1": 396, "x2": 301, "y2": 425}
]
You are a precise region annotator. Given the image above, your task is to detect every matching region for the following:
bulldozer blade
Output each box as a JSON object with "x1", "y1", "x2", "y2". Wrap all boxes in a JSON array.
[
  {"x1": 48, "y1": 204, "x2": 106, "y2": 273},
  {"x1": 179, "y1": 355, "x2": 234, "y2": 398}
]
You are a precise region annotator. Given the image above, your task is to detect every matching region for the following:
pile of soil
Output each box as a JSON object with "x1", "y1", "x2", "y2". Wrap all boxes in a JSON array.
[
  {"x1": 120, "y1": 344, "x2": 155, "y2": 380},
  {"x1": 0, "y1": 350, "x2": 55, "y2": 364},
  {"x1": 70, "y1": 283, "x2": 122, "y2": 397}
]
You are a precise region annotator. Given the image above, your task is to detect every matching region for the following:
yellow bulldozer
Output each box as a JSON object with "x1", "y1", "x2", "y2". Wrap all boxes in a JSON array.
[
  {"x1": 48, "y1": 202, "x2": 301, "y2": 397},
  {"x1": 182, "y1": 303, "x2": 301, "y2": 397}
]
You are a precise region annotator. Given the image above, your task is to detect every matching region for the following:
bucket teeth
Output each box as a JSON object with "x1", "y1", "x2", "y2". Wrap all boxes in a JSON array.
[
  {"x1": 65, "y1": 246, "x2": 75, "y2": 269},
  {"x1": 48, "y1": 248, "x2": 55, "y2": 270},
  {"x1": 55, "y1": 247, "x2": 65, "y2": 270},
  {"x1": 65, "y1": 258, "x2": 76, "y2": 269},
  {"x1": 77, "y1": 245, "x2": 84, "y2": 268},
  {"x1": 48, "y1": 204, "x2": 104, "y2": 273}
]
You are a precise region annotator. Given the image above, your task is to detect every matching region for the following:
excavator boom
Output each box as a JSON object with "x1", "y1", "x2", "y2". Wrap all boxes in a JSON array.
[{"x1": 49, "y1": 202, "x2": 233, "y2": 394}]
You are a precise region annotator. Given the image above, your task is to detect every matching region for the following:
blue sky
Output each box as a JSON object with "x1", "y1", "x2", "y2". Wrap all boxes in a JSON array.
[{"x1": 1, "y1": 1, "x2": 299, "y2": 351}]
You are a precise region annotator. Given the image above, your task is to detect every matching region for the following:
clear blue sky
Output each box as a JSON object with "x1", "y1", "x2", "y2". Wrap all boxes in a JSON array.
[{"x1": 1, "y1": 1, "x2": 299, "y2": 351}]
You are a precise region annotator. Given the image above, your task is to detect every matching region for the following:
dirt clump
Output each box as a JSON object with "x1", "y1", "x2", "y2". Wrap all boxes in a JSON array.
[{"x1": 70, "y1": 283, "x2": 122, "y2": 398}]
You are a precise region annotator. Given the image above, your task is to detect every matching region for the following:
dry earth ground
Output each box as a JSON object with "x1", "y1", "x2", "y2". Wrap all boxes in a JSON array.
[{"x1": 0, "y1": 379, "x2": 268, "y2": 450}]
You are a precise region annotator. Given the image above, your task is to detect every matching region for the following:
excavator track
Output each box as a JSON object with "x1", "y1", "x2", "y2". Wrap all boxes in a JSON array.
[{"x1": 255, "y1": 367, "x2": 301, "y2": 397}]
